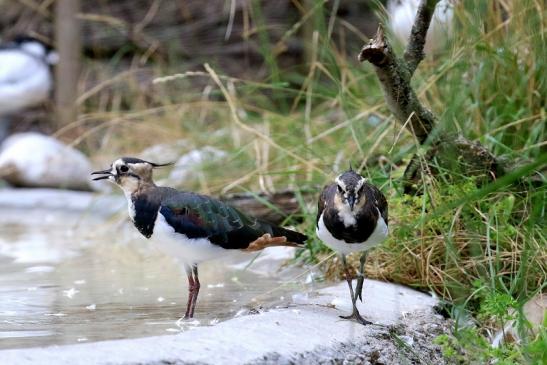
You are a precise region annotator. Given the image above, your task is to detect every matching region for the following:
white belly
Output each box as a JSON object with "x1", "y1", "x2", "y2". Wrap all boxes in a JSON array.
[
  {"x1": 316, "y1": 212, "x2": 388, "y2": 255},
  {"x1": 150, "y1": 212, "x2": 228, "y2": 265}
]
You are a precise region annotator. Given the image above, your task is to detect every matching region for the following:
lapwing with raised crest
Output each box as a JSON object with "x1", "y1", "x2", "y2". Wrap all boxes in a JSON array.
[
  {"x1": 92, "y1": 157, "x2": 307, "y2": 319},
  {"x1": 316, "y1": 166, "x2": 388, "y2": 325}
]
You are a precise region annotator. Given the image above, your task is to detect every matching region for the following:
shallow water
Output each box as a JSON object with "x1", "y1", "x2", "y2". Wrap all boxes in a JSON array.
[{"x1": 0, "y1": 209, "x2": 303, "y2": 350}]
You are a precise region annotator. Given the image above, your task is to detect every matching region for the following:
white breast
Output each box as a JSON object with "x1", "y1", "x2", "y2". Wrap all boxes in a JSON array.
[
  {"x1": 123, "y1": 191, "x2": 136, "y2": 220},
  {"x1": 316, "y1": 211, "x2": 388, "y2": 255},
  {"x1": 150, "y1": 212, "x2": 228, "y2": 265},
  {"x1": 337, "y1": 204, "x2": 357, "y2": 227},
  {"x1": 0, "y1": 50, "x2": 52, "y2": 114}
]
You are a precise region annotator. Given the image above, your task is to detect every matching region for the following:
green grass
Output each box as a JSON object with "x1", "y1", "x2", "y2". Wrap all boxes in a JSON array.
[{"x1": 66, "y1": 1, "x2": 545, "y2": 363}]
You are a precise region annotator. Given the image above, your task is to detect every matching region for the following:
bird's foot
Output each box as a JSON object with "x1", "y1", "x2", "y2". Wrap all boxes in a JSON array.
[{"x1": 339, "y1": 311, "x2": 372, "y2": 325}]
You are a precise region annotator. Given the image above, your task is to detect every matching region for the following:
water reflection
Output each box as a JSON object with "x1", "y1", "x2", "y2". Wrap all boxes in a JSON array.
[{"x1": 0, "y1": 210, "x2": 302, "y2": 349}]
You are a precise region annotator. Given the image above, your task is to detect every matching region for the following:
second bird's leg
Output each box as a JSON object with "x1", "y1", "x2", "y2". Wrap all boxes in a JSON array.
[
  {"x1": 188, "y1": 264, "x2": 200, "y2": 318},
  {"x1": 355, "y1": 251, "x2": 368, "y2": 302},
  {"x1": 339, "y1": 254, "x2": 372, "y2": 325},
  {"x1": 183, "y1": 264, "x2": 200, "y2": 319},
  {"x1": 184, "y1": 264, "x2": 195, "y2": 319}
]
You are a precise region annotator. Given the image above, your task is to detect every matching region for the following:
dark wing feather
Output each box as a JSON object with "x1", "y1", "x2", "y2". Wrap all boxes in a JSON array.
[
  {"x1": 160, "y1": 192, "x2": 305, "y2": 249},
  {"x1": 316, "y1": 184, "x2": 334, "y2": 228},
  {"x1": 159, "y1": 205, "x2": 209, "y2": 240},
  {"x1": 369, "y1": 183, "x2": 388, "y2": 224},
  {"x1": 133, "y1": 197, "x2": 160, "y2": 238}
]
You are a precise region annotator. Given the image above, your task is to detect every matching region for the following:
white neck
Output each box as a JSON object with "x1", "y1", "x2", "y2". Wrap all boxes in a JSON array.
[{"x1": 123, "y1": 190, "x2": 136, "y2": 221}]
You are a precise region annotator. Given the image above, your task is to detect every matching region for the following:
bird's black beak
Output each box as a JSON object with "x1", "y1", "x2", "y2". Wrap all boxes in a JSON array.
[
  {"x1": 347, "y1": 195, "x2": 356, "y2": 211},
  {"x1": 91, "y1": 169, "x2": 112, "y2": 181}
]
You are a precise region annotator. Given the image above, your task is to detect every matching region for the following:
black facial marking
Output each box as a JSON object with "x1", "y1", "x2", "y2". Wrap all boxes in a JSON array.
[
  {"x1": 132, "y1": 196, "x2": 160, "y2": 238},
  {"x1": 120, "y1": 156, "x2": 172, "y2": 168}
]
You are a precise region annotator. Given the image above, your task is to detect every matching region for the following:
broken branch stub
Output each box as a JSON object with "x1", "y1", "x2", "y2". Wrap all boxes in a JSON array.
[
  {"x1": 359, "y1": 26, "x2": 435, "y2": 144},
  {"x1": 358, "y1": 0, "x2": 506, "y2": 193}
]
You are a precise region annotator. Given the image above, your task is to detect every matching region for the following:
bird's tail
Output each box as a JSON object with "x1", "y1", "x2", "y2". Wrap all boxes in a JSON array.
[
  {"x1": 243, "y1": 225, "x2": 308, "y2": 252},
  {"x1": 270, "y1": 225, "x2": 308, "y2": 246}
]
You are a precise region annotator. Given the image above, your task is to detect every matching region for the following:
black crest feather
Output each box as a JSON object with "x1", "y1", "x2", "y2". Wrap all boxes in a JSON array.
[{"x1": 121, "y1": 157, "x2": 174, "y2": 168}]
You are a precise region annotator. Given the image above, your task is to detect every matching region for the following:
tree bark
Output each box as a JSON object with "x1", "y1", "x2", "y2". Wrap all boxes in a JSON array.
[
  {"x1": 55, "y1": 0, "x2": 81, "y2": 127},
  {"x1": 358, "y1": 25, "x2": 435, "y2": 144},
  {"x1": 358, "y1": 0, "x2": 503, "y2": 192}
]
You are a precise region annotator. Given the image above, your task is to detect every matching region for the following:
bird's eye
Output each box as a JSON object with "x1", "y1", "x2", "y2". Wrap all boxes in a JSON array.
[
  {"x1": 120, "y1": 165, "x2": 129, "y2": 173},
  {"x1": 337, "y1": 185, "x2": 343, "y2": 193}
]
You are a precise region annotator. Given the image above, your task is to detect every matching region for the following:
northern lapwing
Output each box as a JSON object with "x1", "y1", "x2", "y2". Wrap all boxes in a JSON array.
[
  {"x1": 92, "y1": 157, "x2": 308, "y2": 319},
  {"x1": 316, "y1": 167, "x2": 388, "y2": 325},
  {"x1": 0, "y1": 35, "x2": 58, "y2": 141}
]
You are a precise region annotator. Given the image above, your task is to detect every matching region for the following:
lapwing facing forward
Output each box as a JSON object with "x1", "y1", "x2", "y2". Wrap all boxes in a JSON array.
[
  {"x1": 316, "y1": 167, "x2": 388, "y2": 324},
  {"x1": 92, "y1": 157, "x2": 307, "y2": 319}
]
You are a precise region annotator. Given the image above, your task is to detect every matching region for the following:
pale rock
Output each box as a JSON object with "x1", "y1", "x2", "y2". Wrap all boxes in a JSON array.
[
  {"x1": 491, "y1": 293, "x2": 546, "y2": 347},
  {"x1": 139, "y1": 140, "x2": 187, "y2": 164},
  {"x1": 230, "y1": 246, "x2": 297, "y2": 277},
  {"x1": 0, "y1": 133, "x2": 94, "y2": 191},
  {"x1": 168, "y1": 146, "x2": 226, "y2": 184}
]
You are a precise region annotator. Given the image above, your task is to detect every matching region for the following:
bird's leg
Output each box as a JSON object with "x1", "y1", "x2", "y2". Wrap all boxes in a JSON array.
[
  {"x1": 339, "y1": 254, "x2": 372, "y2": 325},
  {"x1": 340, "y1": 254, "x2": 356, "y2": 303},
  {"x1": 183, "y1": 264, "x2": 195, "y2": 319},
  {"x1": 355, "y1": 251, "x2": 368, "y2": 302},
  {"x1": 188, "y1": 264, "x2": 200, "y2": 318}
]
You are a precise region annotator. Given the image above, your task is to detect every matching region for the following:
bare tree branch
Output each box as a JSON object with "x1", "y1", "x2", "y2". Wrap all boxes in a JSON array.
[
  {"x1": 358, "y1": 0, "x2": 507, "y2": 193},
  {"x1": 404, "y1": 0, "x2": 440, "y2": 75},
  {"x1": 358, "y1": 25, "x2": 435, "y2": 144}
]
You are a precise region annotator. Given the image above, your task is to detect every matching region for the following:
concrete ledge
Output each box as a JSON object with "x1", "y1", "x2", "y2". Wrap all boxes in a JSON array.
[{"x1": 0, "y1": 280, "x2": 448, "y2": 365}]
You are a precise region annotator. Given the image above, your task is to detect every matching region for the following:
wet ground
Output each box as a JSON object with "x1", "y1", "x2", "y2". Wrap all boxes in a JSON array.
[
  {"x1": 0, "y1": 190, "x2": 448, "y2": 365},
  {"x1": 0, "y1": 205, "x2": 303, "y2": 350}
]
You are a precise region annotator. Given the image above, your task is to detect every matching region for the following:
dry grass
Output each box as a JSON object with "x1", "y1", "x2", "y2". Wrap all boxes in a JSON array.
[
  {"x1": 56, "y1": 3, "x2": 544, "y2": 309},
  {"x1": 12, "y1": 1, "x2": 542, "y2": 360}
]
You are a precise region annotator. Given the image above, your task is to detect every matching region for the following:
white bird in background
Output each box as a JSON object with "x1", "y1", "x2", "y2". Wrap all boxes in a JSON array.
[
  {"x1": 0, "y1": 36, "x2": 58, "y2": 141},
  {"x1": 388, "y1": 0, "x2": 454, "y2": 55}
]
